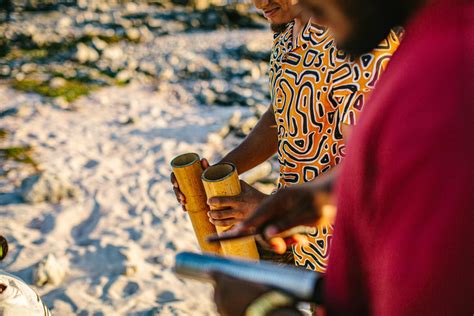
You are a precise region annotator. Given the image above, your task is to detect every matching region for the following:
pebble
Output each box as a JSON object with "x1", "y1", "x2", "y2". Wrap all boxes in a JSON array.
[
  {"x1": 20, "y1": 172, "x2": 80, "y2": 204},
  {"x1": 34, "y1": 254, "x2": 67, "y2": 286}
]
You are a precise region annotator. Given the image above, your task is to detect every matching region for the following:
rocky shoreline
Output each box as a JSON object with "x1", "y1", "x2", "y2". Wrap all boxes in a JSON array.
[
  {"x1": 1, "y1": 0, "x2": 279, "y2": 191},
  {"x1": 1, "y1": 1, "x2": 269, "y2": 105},
  {"x1": 0, "y1": 3, "x2": 279, "y2": 313}
]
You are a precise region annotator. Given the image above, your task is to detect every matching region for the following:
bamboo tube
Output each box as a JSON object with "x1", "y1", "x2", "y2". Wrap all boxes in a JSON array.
[
  {"x1": 202, "y1": 163, "x2": 260, "y2": 261},
  {"x1": 171, "y1": 153, "x2": 221, "y2": 254}
]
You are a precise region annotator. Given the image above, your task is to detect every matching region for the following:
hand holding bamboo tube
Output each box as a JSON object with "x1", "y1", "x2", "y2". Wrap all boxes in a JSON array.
[
  {"x1": 202, "y1": 163, "x2": 260, "y2": 261},
  {"x1": 171, "y1": 153, "x2": 221, "y2": 255}
]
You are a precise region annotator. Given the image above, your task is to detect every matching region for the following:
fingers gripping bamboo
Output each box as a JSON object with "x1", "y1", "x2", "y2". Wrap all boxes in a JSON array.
[
  {"x1": 202, "y1": 163, "x2": 260, "y2": 261},
  {"x1": 171, "y1": 153, "x2": 221, "y2": 254}
]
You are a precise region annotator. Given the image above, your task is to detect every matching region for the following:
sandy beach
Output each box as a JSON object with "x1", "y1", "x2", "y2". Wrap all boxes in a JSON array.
[
  {"x1": 0, "y1": 1, "x2": 278, "y2": 313},
  {"x1": 1, "y1": 82, "x2": 224, "y2": 314},
  {"x1": 0, "y1": 26, "x2": 274, "y2": 316}
]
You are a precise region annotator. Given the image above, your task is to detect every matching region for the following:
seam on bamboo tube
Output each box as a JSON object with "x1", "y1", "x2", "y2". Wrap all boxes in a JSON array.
[
  {"x1": 201, "y1": 163, "x2": 236, "y2": 182},
  {"x1": 171, "y1": 153, "x2": 200, "y2": 168}
]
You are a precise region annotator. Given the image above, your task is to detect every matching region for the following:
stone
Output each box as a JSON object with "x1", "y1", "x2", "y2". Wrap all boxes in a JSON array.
[
  {"x1": 116, "y1": 70, "x2": 133, "y2": 83},
  {"x1": 241, "y1": 116, "x2": 259, "y2": 134},
  {"x1": 20, "y1": 172, "x2": 80, "y2": 204},
  {"x1": 241, "y1": 161, "x2": 273, "y2": 185},
  {"x1": 34, "y1": 254, "x2": 67, "y2": 287},
  {"x1": 20, "y1": 63, "x2": 37, "y2": 74},
  {"x1": 228, "y1": 111, "x2": 242, "y2": 129},
  {"x1": 92, "y1": 37, "x2": 108, "y2": 51},
  {"x1": 119, "y1": 116, "x2": 139, "y2": 125},
  {"x1": 49, "y1": 77, "x2": 67, "y2": 89},
  {"x1": 0, "y1": 105, "x2": 33, "y2": 119},
  {"x1": 75, "y1": 43, "x2": 100, "y2": 64},
  {"x1": 103, "y1": 45, "x2": 124, "y2": 61},
  {"x1": 138, "y1": 61, "x2": 157, "y2": 76},
  {"x1": 125, "y1": 27, "x2": 141, "y2": 42},
  {"x1": 123, "y1": 265, "x2": 137, "y2": 277},
  {"x1": 198, "y1": 88, "x2": 216, "y2": 105},
  {"x1": 0, "y1": 65, "x2": 11, "y2": 77}
]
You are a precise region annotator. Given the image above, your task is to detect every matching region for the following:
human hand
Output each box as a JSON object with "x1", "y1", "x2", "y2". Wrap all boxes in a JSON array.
[
  {"x1": 212, "y1": 272, "x2": 301, "y2": 316},
  {"x1": 170, "y1": 158, "x2": 210, "y2": 211},
  {"x1": 207, "y1": 181, "x2": 268, "y2": 227},
  {"x1": 209, "y1": 182, "x2": 334, "y2": 252}
]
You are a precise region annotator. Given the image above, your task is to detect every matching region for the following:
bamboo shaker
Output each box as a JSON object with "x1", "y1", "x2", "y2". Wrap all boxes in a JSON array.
[
  {"x1": 202, "y1": 163, "x2": 260, "y2": 260},
  {"x1": 171, "y1": 153, "x2": 221, "y2": 254}
]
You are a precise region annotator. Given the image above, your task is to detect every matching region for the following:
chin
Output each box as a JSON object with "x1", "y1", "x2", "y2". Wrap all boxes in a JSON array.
[{"x1": 268, "y1": 17, "x2": 285, "y2": 25}]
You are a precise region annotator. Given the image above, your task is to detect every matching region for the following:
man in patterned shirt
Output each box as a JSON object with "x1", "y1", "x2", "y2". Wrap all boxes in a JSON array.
[{"x1": 171, "y1": 0, "x2": 400, "y2": 272}]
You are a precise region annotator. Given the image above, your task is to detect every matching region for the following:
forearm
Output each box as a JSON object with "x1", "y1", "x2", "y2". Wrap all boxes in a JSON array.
[{"x1": 219, "y1": 105, "x2": 278, "y2": 174}]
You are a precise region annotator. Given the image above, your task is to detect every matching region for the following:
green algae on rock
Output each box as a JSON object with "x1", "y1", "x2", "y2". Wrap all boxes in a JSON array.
[
  {"x1": 0, "y1": 145, "x2": 37, "y2": 167},
  {"x1": 12, "y1": 78, "x2": 98, "y2": 102}
]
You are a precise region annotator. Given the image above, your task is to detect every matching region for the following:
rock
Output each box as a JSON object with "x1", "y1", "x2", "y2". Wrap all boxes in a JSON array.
[
  {"x1": 58, "y1": 16, "x2": 72, "y2": 29},
  {"x1": 253, "y1": 182, "x2": 276, "y2": 195},
  {"x1": 20, "y1": 172, "x2": 80, "y2": 204},
  {"x1": 198, "y1": 88, "x2": 216, "y2": 105},
  {"x1": 119, "y1": 116, "x2": 139, "y2": 125},
  {"x1": 138, "y1": 61, "x2": 157, "y2": 76},
  {"x1": 123, "y1": 265, "x2": 137, "y2": 277},
  {"x1": 34, "y1": 254, "x2": 67, "y2": 287},
  {"x1": 16, "y1": 105, "x2": 35, "y2": 118},
  {"x1": 20, "y1": 63, "x2": 37, "y2": 74},
  {"x1": 103, "y1": 45, "x2": 124, "y2": 61},
  {"x1": 0, "y1": 105, "x2": 33, "y2": 119},
  {"x1": 116, "y1": 70, "x2": 133, "y2": 83},
  {"x1": 192, "y1": 0, "x2": 211, "y2": 10},
  {"x1": 52, "y1": 97, "x2": 70, "y2": 109},
  {"x1": 125, "y1": 27, "x2": 141, "y2": 42},
  {"x1": 228, "y1": 111, "x2": 242, "y2": 129},
  {"x1": 241, "y1": 162, "x2": 273, "y2": 185},
  {"x1": 0, "y1": 65, "x2": 11, "y2": 77},
  {"x1": 49, "y1": 77, "x2": 67, "y2": 89},
  {"x1": 242, "y1": 116, "x2": 259, "y2": 133},
  {"x1": 92, "y1": 37, "x2": 108, "y2": 51},
  {"x1": 75, "y1": 43, "x2": 100, "y2": 64}
]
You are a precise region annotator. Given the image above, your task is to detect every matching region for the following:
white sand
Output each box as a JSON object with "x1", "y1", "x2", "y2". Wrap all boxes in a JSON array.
[{"x1": 0, "y1": 80, "x2": 253, "y2": 315}]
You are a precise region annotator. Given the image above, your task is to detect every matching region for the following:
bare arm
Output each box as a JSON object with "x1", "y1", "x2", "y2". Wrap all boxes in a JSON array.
[{"x1": 219, "y1": 104, "x2": 278, "y2": 174}]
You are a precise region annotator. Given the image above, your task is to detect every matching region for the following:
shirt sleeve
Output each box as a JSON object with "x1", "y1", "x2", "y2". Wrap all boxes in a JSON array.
[{"x1": 339, "y1": 30, "x2": 401, "y2": 126}]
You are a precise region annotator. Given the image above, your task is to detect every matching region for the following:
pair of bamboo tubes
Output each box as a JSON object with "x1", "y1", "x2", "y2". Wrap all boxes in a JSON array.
[{"x1": 171, "y1": 153, "x2": 259, "y2": 261}]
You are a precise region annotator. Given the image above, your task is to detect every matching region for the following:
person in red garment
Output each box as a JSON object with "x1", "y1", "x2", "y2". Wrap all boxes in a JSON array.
[{"x1": 210, "y1": 0, "x2": 474, "y2": 315}]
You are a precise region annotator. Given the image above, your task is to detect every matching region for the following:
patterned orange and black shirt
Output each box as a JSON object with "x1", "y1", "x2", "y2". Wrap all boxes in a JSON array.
[{"x1": 269, "y1": 20, "x2": 400, "y2": 272}]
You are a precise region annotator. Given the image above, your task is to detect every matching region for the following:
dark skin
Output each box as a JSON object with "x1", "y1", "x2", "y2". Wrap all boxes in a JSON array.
[
  {"x1": 210, "y1": 0, "x2": 430, "y2": 314},
  {"x1": 170, "y1": 104, "x2": 277, "y2": 215},
  {"x1": 212, "y1": 169, "x2": 336, "y2": 244},
  {"x1": 213, "y1": 272, "x2": 302, "y2": 316}
]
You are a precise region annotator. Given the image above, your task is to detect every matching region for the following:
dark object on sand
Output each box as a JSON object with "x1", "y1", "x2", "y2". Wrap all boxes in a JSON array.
[
  {"x1": 0, "y1": 236, "x2": 7, "y2": 261},
  {"x1": 175, "y1": 252, "x2": 321, "y2": 301}
]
